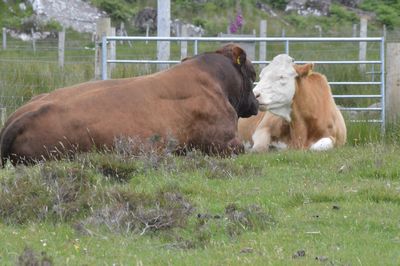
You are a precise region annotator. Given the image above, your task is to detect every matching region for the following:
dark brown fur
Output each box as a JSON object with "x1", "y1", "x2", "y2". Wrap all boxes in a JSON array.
[{"x1": 0, "y1": 44, "x2": 258, "y2": 165}]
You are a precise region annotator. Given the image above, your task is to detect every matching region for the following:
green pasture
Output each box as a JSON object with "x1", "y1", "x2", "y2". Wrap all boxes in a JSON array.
[
  {"x1": 0, "y1": 31, "x2": 399, "y2": 265},
  {"x1": 0, "y1": 144, "x2": 399, "y2": 265}
]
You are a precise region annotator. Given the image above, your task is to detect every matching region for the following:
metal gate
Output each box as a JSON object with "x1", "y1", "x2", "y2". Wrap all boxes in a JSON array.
[{"x1": 101, "y1": 36, "x2": 385, "y2": 133}]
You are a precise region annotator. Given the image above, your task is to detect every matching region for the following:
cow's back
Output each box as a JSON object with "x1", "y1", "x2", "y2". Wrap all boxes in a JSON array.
[{"x1": 1, "y1": 45, "x2": 257, "y2": 165}]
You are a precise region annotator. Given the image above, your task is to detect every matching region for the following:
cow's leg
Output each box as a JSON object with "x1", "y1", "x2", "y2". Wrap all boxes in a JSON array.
[
  {"x1": 310, "y1": 137, "x2": 334, "y2": 151},
  {"x1": 250, "y1": 127, "x2": 271, "y2": 152}
]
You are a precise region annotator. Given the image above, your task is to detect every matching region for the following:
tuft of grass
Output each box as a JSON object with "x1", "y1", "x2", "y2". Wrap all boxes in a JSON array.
[
  {"x1": 84, "y1": 152, "x2": 145, "y2": 182},
  {"x1": 84, "y1": 187, "x2": 194, "y2": 235},
  {"x1": 225, "y1": 203, "x2": 275, "y2": 237},
  {"x1": 17, "y1": 247, "x2": 53, "y2": 266},
  {"x1": 0, "y1": 162, "x2": 99, "y2": 223}
]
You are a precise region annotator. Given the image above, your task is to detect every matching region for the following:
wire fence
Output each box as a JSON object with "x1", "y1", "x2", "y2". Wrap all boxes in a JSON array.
[{"x1": 0, "y1": 32, "x2": 390, "y2": 132}]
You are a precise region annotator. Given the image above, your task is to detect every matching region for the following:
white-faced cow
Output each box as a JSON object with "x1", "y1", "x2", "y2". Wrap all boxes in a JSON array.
[
  {"x1": 238, "y1": 54, "x2": 346, "y2": 152},
  {"x1": 0, "y1": 44, "x2": 259, "y2": 165}
]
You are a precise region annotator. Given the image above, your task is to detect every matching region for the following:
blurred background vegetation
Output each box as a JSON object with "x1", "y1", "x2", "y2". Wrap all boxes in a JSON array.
[{"x1": 1, "y1": 0, "x2": 400, "y2": 37}]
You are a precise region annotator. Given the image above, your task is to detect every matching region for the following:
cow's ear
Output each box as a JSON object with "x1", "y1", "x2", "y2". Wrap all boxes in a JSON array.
[
  {"x1": 217, "y1": 44, "x2": 247, "y2": 66},
  {"x1": 232, "y1": 45, "x2": 246, "y2": 67},
  {"x1": 294, "y1": 63, "x2": 314, "y2": 77}
]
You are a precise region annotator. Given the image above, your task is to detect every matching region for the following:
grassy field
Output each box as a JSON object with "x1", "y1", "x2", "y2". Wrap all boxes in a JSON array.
[
  {"x1": 0, "y1": 30, "x2": 398, "y2": 265},
  {"x1": 0, "y1": 144, "x2": 399, "y2": 265}
]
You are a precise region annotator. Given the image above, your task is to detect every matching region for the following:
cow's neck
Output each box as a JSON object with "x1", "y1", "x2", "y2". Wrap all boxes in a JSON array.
[{"x1": 289, "y1": 79, "x2": 315, "y2": 148}]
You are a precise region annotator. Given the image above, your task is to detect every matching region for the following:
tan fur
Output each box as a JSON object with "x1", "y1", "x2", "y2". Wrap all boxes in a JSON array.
[{"x1": 238, "y1": 63, "x2": 347, "y2": 151}]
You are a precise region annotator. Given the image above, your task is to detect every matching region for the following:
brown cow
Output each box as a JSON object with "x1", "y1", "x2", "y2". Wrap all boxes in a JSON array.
[
  {"x1": 238, "y1": 54, "x2": 346, "y2": 152},
  {"x1": 0, "y1": 44, "x2": 258, "y2": 166}
]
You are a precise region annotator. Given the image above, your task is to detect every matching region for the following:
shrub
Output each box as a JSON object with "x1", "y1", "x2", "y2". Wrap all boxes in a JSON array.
[
  {"x1": 0, "y1": 162, "x2": 98, "y2": 224},
  {"x1": 376, "y1": 5, "x2": 400, "y2": 29},
  {"x1": 330, "y1": 4, "x2": 358, "y2": 23},
  {"x1": 92, "y1": 0, "x2": 134, "y2": 22}
]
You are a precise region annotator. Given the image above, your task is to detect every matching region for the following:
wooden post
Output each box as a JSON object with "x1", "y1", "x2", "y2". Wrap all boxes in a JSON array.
[
  {"x1": 31, "y1": 28, "x2": 36, "y2": 53},
  {"x1": 157, "y1": 0, "x2": 170, "y2": 71},
  {"x1": 359, "y1": 17, "x2": 368, "y2": 72},
  {"x1": 95, "y1": 17, "x2": 111, "y2": 80},
  {"x1": 119, "y1": 22, "x2": 124, "y2": 44},
  {"x1": 352, "y1": 24, "x2": 357, "y2": 37},
  {"x1": 382, "y1": 25, "x2": 387, "y2": 40},
  {"x1": 180, "y1": 25, "x2": 188, "y2": 60},
  {"x1": 145, "y1": 21, "x2": 151, "y2": 44},
  {"x1": 109, "y1": 27, "x2": 116, "y2": 75},
  {"x1": 259, "y1": 20, "x2": 267, "y2": 69},
  {"x1": 0, "y1": 108, "x2": 6, "y2": 126},
  {"x1": 2, "y1": 27, "x2": 6, "y2": 50},
  {"x1": 58, "y1": 27, "x2": 65, "y2": 69},
  {"x1": 315, "y1": 25, "x2": 322, "y2": 37},
  {"x1": 386, "y1": 43, "x2": 400, "y2": 124}
]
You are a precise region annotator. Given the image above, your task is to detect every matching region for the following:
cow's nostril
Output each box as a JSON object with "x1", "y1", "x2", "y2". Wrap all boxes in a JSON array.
[{"x1": 254, "y1": 92, "x2": 261, "y2": 98}]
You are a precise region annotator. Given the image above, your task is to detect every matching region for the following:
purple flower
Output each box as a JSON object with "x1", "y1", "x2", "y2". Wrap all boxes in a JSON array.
[
  {"x1": 235, "y1": 13, "x2": 243, "y2": 28},
  {"x1": 229, "y1": 12, "x2": 244, "y2": 33},
  {"x1": 230, "y1": 22, "x2": 238, "y2": 33}
]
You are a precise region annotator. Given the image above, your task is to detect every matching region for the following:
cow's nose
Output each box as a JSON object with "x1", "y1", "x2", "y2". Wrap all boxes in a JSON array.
[{"x1": 254, "y1": 92, "x2": 261, "y2": 98}]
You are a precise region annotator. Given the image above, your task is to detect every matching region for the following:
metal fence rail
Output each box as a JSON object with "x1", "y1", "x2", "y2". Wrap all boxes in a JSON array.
[{"x1": 101, "y1": 36, "x2": 385, "y2": 132}]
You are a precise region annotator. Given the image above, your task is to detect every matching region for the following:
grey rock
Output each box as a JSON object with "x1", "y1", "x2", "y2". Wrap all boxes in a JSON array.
[
  {"x1": 27, "y1": 0, "x2": 105, "y2": 33},
  {"x1": 285, "y1": 0, "x2": 331, "y2": 16}
]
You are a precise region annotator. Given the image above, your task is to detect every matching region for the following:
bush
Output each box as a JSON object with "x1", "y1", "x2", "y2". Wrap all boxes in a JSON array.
[
  {"x1": 266, "y1": 0, "x2": 288, "y2": 10},
  {"x1": 92, "y1": 0, "x2": 134, "y2": 22},
  {"x1": 330, "y1": 4, "x2": 358, "y2": 23},
  {"x1": 376, "y1": 5, "x2": 400, "y2": 29}
]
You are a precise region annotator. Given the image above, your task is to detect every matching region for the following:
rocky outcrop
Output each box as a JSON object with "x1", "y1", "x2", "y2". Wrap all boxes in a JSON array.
[
  {"x1": 134, "y1": 8, "x2": 205, "y2": 36},
  {"x1": 27, "y1": 0, "x2": 105, "y2": 33},
  {"x1": 285, "y1": 0, "x2": 331, "y2": 16}
]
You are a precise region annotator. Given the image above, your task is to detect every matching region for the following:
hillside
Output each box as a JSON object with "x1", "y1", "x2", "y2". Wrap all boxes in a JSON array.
[{"x1": 1, "y1": 0, "x2": 400, "y2": 39}]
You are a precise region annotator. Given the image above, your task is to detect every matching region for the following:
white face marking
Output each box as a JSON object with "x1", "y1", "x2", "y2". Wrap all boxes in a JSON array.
[
  {"x1": 310, "y1": 137, "x2": 334, "y2": 151},
  {"x1": 253, "y1": 54, "x2": 297, "y2": 122}
]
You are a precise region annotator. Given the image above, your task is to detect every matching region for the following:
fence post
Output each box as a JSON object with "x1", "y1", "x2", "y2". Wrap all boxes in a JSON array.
[
  {"x1": 385, "y1": 43, "x2": 400, "y2": 124},
  {"x1": 157, "y1": 0, "x2": 170, "y2": 71},
  {"x1": 109, "y1": 27, "x2": 116, "y2": 75},
  {"x1": 352, "y1": 24, "x2": 357, "y2": 37},
  {"x1": 95, "y1": 17, "x2": 111, "y2": 80},
  {"x1": 259, "y1": 20, "x2": 267, "y2": 69},
  {"x1": 58, "y1": 27, "x2": 65, "y2": 69},
  {"x1": 0, "y1": 108, "x2": 6, "y2": 126},
  {"x1": 180, "y1": 25, "x2": 188, "y2": 59},
  {"x1": 359, "y1": 17, "x2": 367, "y2": 72},
  {"x1": 2, "y1": 27, "x2": 6, "y2": 50},
  {"x1": 382, "y1": 25, "x2": 387, "y2": 40},
  {"x1": 31, "y1": 28, "x2": 36, "y2": 54},
  {"x1": 119, "y1": 22, "x2": 124, "y2": 44}
]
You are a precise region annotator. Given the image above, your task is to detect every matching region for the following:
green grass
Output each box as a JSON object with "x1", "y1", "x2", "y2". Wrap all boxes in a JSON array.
[{"x1": 0, "y1": 144, "x2": 399, "y2": 265}]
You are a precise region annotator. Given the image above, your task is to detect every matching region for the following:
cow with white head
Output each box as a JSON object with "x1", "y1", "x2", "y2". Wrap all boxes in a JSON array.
[
  {"x1": 253, "y1": 54, "x2": 297, "y2": 122},
  {"x1": 239, "y1": 54, "x2": 346, "y2": 152}
]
